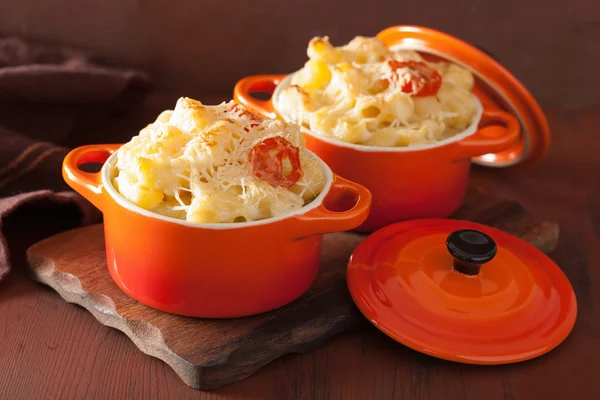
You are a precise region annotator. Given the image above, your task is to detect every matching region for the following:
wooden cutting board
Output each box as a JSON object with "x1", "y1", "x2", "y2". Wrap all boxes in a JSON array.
[{"x1": 25, "y1": 186, "x2": 559, "y2": 391}]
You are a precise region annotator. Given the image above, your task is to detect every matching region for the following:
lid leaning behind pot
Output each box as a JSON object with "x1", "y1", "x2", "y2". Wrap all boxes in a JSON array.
[
  {"x1": 347, "y1": 219, "x2": 577, "y2": 365},
  {"x1": 376, "y1": 25, "x2": 551, "y2": 167}
]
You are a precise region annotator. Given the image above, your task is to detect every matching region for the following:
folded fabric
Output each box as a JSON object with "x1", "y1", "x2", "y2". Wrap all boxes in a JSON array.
[{"x1": 0, "y1": 36, "x2": 150, "y2": 283}]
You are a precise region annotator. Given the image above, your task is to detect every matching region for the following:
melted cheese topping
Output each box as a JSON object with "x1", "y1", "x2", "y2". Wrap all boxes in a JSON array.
[
  {"x1": 113, "y1": 98, "x2": 326, "y2": 223},
  {"x1": 277, "y1": 36, "x2": 478, "y2": 147}
]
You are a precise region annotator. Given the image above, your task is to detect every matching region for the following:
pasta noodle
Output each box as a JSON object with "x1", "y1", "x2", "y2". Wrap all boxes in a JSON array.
[
  {"x1": 113, "y1": 98, "x2": 326, "y2": 223},
  {"x1": 277, "y1": 36, "x2": 479, "y2": 147}
]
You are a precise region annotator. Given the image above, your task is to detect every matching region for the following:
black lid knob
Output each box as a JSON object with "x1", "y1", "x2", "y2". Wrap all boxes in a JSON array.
[{"x1": 446, "y1": 229, "x2": 497, "y2": 276}]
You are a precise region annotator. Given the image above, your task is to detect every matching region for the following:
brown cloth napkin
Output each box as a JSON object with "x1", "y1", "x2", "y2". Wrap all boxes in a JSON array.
[{"x1": 0, "y1": 37, "x2": 150, "y2": 283}]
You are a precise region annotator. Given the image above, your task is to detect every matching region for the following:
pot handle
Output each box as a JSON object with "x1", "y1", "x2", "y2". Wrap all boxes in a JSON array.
[
  {"x1": 292, "y1": 175, "x2": 372, "y2": 239},
  {"x1": 453, "y1": 109, "x2": 521, "y2": 161},
  {"x1": 62, "y1": 144, "x2": 122, "y2": 212},
  {"x1": 233, "y1": 74, "x2": 287, "y2": 119}
]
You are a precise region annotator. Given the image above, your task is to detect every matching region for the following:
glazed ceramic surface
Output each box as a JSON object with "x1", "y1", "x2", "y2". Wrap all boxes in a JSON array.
[
  {"x1": 376, "y1": 25, "x2": 551, "y2": 167},
  {"x1": 63, "y1": 144, "x2": 372, "y2": 318},
  {"x1": 346, "y1": 219, "x2": 577, "y2": 365},
  {"x1": 235, "y1": 76, "x2": 519, "y2": 232},
  {"x1": 233, "y1": 25, "x2": 551, "y2": 232}
]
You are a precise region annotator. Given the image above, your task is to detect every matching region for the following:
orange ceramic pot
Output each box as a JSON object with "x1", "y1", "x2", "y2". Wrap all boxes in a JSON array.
[
  {"x1": 235, "y1": 77, "x2": 519, "y2": 233},
  {"x1": 62, "y1": 144, "x2": 372, "y2": 318},
  {"x1": 233, "y1": 26, "x2": 550, "y2": 233}
]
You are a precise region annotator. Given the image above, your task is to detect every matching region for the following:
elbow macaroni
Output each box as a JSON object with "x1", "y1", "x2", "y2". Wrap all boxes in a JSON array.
[
  {"x1": 113, "y1": 98, "x2": 326, "y2": 223},
  {"x1": 278, "y1": 36, "x2": 479, "y2": 147}
]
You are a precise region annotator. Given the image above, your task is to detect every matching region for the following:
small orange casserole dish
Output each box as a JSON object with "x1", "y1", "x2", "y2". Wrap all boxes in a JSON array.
[
  {"x1": 234, "y1": 26, "x2": 551, "y2": 232},
  {"x1": 62, "y1": 99, "x2": 372, "y2": 318}
]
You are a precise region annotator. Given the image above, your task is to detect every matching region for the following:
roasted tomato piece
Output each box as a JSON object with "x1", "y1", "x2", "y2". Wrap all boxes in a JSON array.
[
  {"x1": 387, "y1": 60, "x2": 442, "y2": 97},
  {"x1": 249, "y1": 137, "x2": 303, "y2": 188}
]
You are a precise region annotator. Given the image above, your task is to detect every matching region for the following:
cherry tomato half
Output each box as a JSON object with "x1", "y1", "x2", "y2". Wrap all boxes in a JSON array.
[
  {"x1": 249, "y1": 137, "x2": 303, "y2": 188},
  {"x1": 387, "y1": 60, "x2": 442, "y2": 97}
]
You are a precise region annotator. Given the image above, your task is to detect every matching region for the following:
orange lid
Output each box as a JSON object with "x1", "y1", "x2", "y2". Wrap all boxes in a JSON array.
[
  {"x1": 347, "y1": 219, "x2": 577, "y2": 365},
  {"x1": 376, "y1": 25, "x2": 551, "y2": 167}
]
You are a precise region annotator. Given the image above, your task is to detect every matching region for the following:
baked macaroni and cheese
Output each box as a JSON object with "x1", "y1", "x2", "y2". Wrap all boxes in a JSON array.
[
  {"x1": 112, "y1": 98, "x2": 326, "y2": 223},
  {"x1": 276, "y1": 36, "x2": 479, "y2": 147}
]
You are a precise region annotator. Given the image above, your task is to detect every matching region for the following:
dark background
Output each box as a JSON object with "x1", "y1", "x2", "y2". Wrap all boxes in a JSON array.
[{"x1": 1, "y1": 0, "x2": 597, "y2": 107}]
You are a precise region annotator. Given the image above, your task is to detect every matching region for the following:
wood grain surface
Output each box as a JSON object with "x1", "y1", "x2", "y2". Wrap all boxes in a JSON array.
[
  {"x1": 24, "y1": 185, "x2": 558, "y2": 391},
  {"x1": 1, "y1": 107, "x2": 599, "y2": 399}
]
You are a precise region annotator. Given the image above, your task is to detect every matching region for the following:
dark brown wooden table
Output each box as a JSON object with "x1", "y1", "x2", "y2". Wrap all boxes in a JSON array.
[{"x1": 1, "y1": 107, "x2": 599, "y2": 399}]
